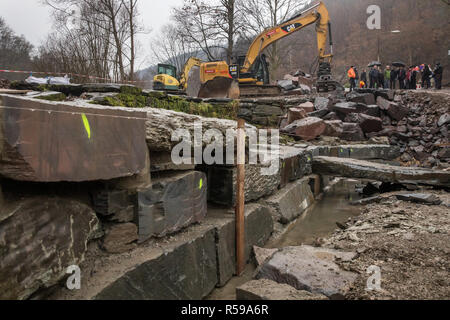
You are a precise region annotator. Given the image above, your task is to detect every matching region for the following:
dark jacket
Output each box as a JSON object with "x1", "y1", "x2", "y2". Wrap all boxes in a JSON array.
[
  {"x1": 361, "y1": 72, "x2": 367, "y2": 82},
  {"x1": 390, "y1": 69, "x2": 398, "y2": 81},
  {"x1": 398, "y1": 69, "x2": 406, "y2": 80}
]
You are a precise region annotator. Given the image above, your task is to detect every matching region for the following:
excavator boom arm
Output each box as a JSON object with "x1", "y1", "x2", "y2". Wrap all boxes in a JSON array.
[
  {"x1": 179, "y1": 57, "x2": 203, "y2": 90},
  {"x1": 242, "y1": 1, "x2": 332, "y2": 73}
]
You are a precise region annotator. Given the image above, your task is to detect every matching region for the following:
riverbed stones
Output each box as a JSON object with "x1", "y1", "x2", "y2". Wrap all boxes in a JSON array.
[
  {"x1": 264, "y1": 177, "x2": 315, "y2": 224},
  {"x1": 0, "y1": 197, "x2": 100, "y2": 300},
  {"x1": 282, "y1": 117, "x2": 326, "y2": 141},
  {"x1": 102, "y1": 223, "x2": 139, "y2": 254},
  {"x1": 256, "y1": 246, "x2": 358, "y2": 299},
  {"x1": 135, "y1": 171, "x2": 207, "y2": 242},
  {"x1": 236, "y1": 279, "x2": 328, "y2": 301}
]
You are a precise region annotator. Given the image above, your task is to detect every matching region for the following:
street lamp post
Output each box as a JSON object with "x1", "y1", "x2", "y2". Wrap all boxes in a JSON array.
[{"x1": 377, "y1": 30, "x2": 401, "y2": 63}]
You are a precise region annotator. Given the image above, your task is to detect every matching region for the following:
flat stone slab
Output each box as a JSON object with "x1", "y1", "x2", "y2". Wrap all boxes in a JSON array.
[
  {"x1": 313, "y1": 156, "x2": 450, "y2": 187},
  {"x1": 0, "y1": 95, "x2": 148, "y2": 182},
  {"x1": 256, "y1": 246, "x2": 358, "y2": 299},
  {"x1": 237, "y1": 279, "x2": 328, "y2": 301},
  {"x1": 264, "y1": 177, "x2": 315, "y2": 224},
  {"x1": 396, "y1": 193, "x2": 442, "y2": 205}
]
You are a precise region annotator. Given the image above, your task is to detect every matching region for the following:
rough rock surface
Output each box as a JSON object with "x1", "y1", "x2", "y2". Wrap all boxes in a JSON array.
[
  {"x1": 264, "y1": 177, "x2": 315, "y2": 224},
  {"x1": 237, "y1": 279, "x2": 328, "y2": 301},
  {"x1": 324, "y1": 120, "x2": 344, "y2": 137},
  {"x1": 102, "y1": 223, "x2": 138, "y2": 254},
  {"x1": 313, "y1": 156, "x2": 450, "y2": 187},
  {"x1": 256, "y1": 246, "x2": 358, "y2": 299},
  {"x1": 206, "y1": 164, "x2": 280, "y2": 207},
  {"x1": 282, "y1": 117, "x2": 326, "y2": 141},
  {"x1": 135, "y1": 171, "x2": 207, "y2": 242},
  {"x1": 0, "y1": 197, "x2": 100, "y2": 300}
]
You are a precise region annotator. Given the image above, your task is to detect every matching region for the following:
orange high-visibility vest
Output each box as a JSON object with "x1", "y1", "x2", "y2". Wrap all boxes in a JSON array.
[{"x1": 348, "y1": 68, "x2": 356, "y2": 79}]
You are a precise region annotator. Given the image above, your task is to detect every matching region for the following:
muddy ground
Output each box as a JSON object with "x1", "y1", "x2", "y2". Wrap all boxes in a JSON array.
[{"x1": 323, "y1": 190, "x2": 450, "y2": 300}]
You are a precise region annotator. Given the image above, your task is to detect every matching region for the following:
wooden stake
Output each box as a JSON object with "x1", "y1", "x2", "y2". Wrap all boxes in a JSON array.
[{"x1": 236, "y1": 118, "x2": 246, "y2": 276}]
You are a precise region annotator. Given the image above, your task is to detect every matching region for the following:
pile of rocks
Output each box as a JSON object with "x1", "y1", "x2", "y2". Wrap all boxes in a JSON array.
[
  {"x1": 372, "y1": 91, "x2": 450, "y2": 168},
  {"x1": 277, "y1": 73, "x2": 313, "y2": 95},
  {"x1": 280, "y1": 89, "x2": 450, "y2": 168}
]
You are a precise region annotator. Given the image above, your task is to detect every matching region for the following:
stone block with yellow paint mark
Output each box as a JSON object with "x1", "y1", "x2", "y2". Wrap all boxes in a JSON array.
[{"x1": 135, "y1": 171, "x2": 207, "y2": 242}]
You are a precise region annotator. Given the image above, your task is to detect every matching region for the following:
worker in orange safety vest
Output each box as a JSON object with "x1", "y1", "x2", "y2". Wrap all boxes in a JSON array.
[{"x1": 348, "y1": 66, "x2": 356, "y2": 91}]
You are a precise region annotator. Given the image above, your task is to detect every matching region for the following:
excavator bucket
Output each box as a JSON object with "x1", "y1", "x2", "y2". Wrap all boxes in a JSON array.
[{"x1": 197, "y1": 77, "x2": 240, "y2": 99}]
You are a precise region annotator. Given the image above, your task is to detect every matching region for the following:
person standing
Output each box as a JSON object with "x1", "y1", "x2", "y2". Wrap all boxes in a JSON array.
[
  {"x1": 361, "y1": 69, "x2": 368, "y2": 88},
  {"x1": 411, "y1": 66, "x2": 418, "y2": 90},
  {"x1": 378, "y1": 66, "x2": 385, "y2": 89},
  {"x1": 348, "y1": 66, "x2": 356, "y2": 91},
  {"x1": 390, "y1": 67, "x2": 398, "y2": 89},
  {"x1": 433, "y1": 62, "x2": 443, "y2": 90},
  {"x1": 422, "y1": 64, "x2": 431, "y2": 89},
  {"x1": 398, "y1": 66, "x2": 406, "y2": 89},
  {"x1": 384, "y1": 66, "x2": 391, "y2": 89}
]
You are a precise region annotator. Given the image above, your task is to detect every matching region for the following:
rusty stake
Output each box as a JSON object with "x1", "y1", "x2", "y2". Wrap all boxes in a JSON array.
[{"x1": 236, "y1": 118, "x2": 246, "y2": 276}]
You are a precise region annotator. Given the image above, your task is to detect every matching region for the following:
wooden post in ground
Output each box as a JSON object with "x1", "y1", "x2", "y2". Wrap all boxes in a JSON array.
[{"x1": 236, "y1": 119, "x2": 246, "y2": 276}]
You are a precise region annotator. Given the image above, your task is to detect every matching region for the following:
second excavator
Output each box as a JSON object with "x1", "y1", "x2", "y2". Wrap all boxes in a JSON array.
[{"x1": 195, "y1": 1, "x2": 339, "y2": 99}]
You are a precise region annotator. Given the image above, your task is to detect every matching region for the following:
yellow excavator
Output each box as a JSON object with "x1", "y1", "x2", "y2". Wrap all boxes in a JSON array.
[
  {"x1": 196, "y1": 1, "x2": 339, "y2": 98},
  {"x1": 153, "y1": 57, "x2": 202, "y2": 93}
]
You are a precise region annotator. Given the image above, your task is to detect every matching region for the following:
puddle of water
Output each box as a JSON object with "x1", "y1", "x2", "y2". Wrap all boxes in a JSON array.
[
  {"x1": 268, "y1": 179, "x2": 363, "y2": 248},
  {"x1": 207, "y1": 178, "x2": 363, "y2": 300}
]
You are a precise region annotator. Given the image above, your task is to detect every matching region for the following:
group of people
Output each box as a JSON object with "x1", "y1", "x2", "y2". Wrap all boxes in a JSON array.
[{"x1": 347, "y1": 62, "x2": 444, "y2": 91}]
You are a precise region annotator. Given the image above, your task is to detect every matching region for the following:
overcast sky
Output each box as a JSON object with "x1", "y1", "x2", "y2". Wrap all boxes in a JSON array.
[{"x1": 0, "y1": 0, "x2": 184, "y2": 68}]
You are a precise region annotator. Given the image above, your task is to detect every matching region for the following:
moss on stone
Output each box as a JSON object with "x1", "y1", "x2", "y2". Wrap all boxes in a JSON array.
[
  {"x1": 36, "y1": 93, "x2": 67, "y2": 102},
  {"x1": 120, "y1": 85, "x2": 142, "y2": 95}
]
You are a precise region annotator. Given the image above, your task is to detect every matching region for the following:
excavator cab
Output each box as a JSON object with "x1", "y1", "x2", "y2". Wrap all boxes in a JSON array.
[{"x1": 153, "y1": 64, "x2": 180, "y2": 91}]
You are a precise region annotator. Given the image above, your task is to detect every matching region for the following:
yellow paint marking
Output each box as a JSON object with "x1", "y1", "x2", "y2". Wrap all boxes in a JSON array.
[
  {"x1": 81, "y1": 113, "x2": 91, "y2": 139},
  {"x1": 199, "y1": 179, "x2": 203, "y2": 190}
]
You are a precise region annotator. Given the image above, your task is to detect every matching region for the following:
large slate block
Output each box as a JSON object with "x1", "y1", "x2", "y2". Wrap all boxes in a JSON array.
[
  {"x1": 279, "y1": 146, "x2": 313, "y2": 188},
  {"x1": 0, "y1": 197, "x2": 100, "y2": 300},
  {"x1": 264, "y1": 177, "x2": 315, "y2": 224},
  {"x1": 0, "y1": 95, "x2": 148, "y2": 182},
  {"x1": 207, "y1": 165, "x2": 280, "y2": 207},
  {"x1": 244, "y1": 204, "x2": 274, "y2": 262},
  {"x1": 135, "y1": 171, "x2": 207, "y2": 242},
  {"x1": 345, "y1": 144, "x2": 401, "y2": 160},
  {"x1": 96, "y1": 226, "x2": 218, "y2": 300},
  {"x1": 256, "y1": 246, "x2": 358, "y2": 299}
]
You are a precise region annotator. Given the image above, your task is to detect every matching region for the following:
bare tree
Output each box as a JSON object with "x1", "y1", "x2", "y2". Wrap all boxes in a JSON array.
[
  {"x1": 239, "y1": 0, "x2": 311, "y2": 78},
  {"x1": 40, "y1": 0, "x2": 142, "y2": 82}
]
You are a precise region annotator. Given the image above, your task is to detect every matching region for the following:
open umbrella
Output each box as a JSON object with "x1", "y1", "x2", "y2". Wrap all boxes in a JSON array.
[
  {"x1": 368, "y1": 61, "x2": 381, "y2": 67},
  {"x1": 392, "y1": 61, "x2": 406, "y2": 67}
]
